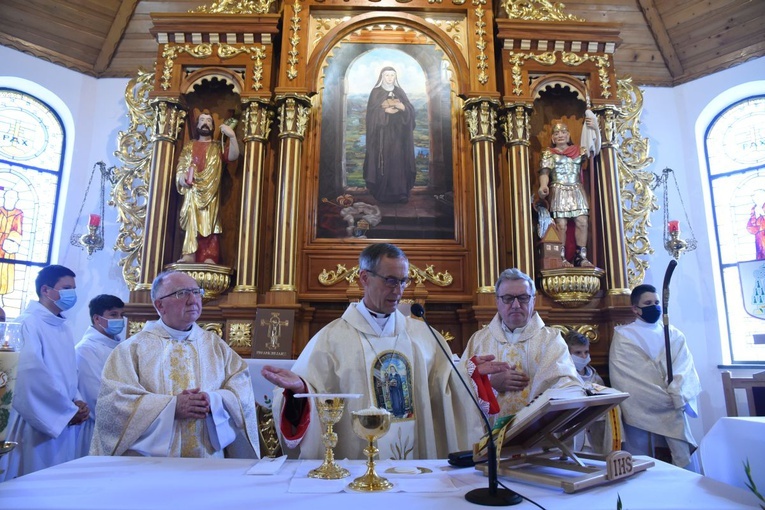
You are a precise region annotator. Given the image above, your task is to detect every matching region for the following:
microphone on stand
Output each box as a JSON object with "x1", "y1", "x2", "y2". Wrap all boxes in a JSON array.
[{"x1": 410, "y1": 303, "x2": 522, "y2": 506}]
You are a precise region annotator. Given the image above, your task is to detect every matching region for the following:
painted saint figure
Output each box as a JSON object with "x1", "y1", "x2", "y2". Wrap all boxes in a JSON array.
[
  {"x1": 0, "y1": 189, "x2": 23, "y2": 296},
  {"x1": 362, "y1": 67, "x2": 417, "y2": 204},
  {"x1": 176, "y1": 110, "x2": 239, "y2": 264},
  {"x1": 747, "y1": 189, "x2": 765, "y2": 260}
]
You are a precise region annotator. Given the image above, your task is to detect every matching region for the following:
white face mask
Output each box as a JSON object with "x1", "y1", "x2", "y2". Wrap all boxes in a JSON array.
[{"x1": 572, "y1": 354, "x2": 591, "y2": 372}]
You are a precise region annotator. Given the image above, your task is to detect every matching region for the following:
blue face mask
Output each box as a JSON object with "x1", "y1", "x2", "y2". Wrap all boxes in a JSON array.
[
  {"x1": 101, "y1": 317, "x2": 124, "y2": 337},
  {"x1": 54, "y1": 288, "x2": 77, "y2": 311},
  {"x1": 639, "y1": 304, "x2": 662, "y2": 324}
]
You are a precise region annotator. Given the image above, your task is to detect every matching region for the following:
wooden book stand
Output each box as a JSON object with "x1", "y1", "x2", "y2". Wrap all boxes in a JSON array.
[{"x1": 474, "y1": 388, "x2": 653, "y2": 493}]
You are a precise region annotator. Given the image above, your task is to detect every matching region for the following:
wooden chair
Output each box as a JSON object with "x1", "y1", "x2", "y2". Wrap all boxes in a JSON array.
[{"x1": 721, "y1": 371, "x2": 765, "y2": 417}]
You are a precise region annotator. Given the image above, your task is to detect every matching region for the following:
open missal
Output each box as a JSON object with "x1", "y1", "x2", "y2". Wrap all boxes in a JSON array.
[{"x1": 473, "y1": 386, "x2": 653, "y2": 493}]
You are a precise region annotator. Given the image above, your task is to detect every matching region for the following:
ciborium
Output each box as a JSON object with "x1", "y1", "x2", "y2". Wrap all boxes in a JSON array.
[
  {"x1": 295, "y1": 393, "x2": 361, "y2": 479},
  {"x1": 348, "y1": 407, "x2": 393, "y2": 492},
  {"x1": 0, "y1": 322, "x2": 24, "y2": 466}
]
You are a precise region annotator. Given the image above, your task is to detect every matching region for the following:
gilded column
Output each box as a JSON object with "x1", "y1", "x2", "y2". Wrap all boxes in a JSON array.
[
  {"x1": 594, "y1": 106, "x2": 630, "y2": 295},
  {"x1": 501, "y1": 103, "x2": 534, "y2": 276},
  {"x1": 464, "y1": 98, "x2": 500, "y2": 294},
  {"x1": 234, "y1": 99, "x2": 274, "y2": 293},
  {"x1": 137, "y1": 99, "x2": 186, "y2": 290},
  {"x1": 269, "y1": 94, "x2": 310, "y2": 298}
]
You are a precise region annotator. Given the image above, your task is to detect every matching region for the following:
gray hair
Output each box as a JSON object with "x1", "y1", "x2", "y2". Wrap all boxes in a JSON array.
[
  {"x1": 495, "y1": 268, "x2": 536, "y2": 295},
  {"x1": 359, "y1": 243, "x2": 408, "y2": 272},
  {"x1": 150, "y1": 270, "x2": 179, "y2": 301}
]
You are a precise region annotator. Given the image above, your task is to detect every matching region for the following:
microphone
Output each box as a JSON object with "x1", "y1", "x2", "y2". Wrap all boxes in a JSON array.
[{"x1": 410, "y1": 303, "x2": 521, "y2": 506}]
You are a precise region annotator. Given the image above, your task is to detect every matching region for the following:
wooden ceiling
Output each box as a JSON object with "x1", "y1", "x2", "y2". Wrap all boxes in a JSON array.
[{"x1": 1, "y1": 0, "x2": 763, "y2": 87}]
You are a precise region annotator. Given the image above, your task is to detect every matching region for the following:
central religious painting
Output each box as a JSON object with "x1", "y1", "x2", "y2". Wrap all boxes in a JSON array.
[{"x1": 315, "y1": 41, "x2": 457, "y2": 241}]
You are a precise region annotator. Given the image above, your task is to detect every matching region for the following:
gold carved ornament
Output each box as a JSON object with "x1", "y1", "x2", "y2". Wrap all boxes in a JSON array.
[
  {"x1": 161, "y1": 44, "x2": 213, "y2": 90},
  {"x1": 200, "y1": 323, "x2": 224, "y2": 338},
  {"x1": 560, "y1": 52, "x2": 612, "y2": 99},
  {"x1": 287, "y1": 0, "x2": 302, "y2": 81},
  {"x1": 191, "y1": 0, "x2": 275, "y2": 14},
  {"x1": 111, "y1": 70, "x2": 156, "y2": 290},
  {"x1": 127, "y1": 321, "x2": 147, "y2": 338},
  {"x1": 615, "y1": 78, "x2": 657, "y2": 288},
  {"x1": 501, "y1": 0, "x2": 584, "y2": 22},
  {"x1": 552, "y1": 324, "x2": 600, "y2": 344},
  {"x1": 507, "y1": 51, "x2": 556, "y2": 95},
  {"x1": 229, "y1": 322, "x2": 253, "y2": 349},
  {"x1": 161, "y1": 44, "x2": 267, "y2": 91},
  {"x1": 318, "y1": 264, "x2": 453, "y2": 287},
  {"x1": 505, "y1": 51, "x2": 611, "y2": 98},
  {"x1": 474, "y1": 6, "x2": 489, "y2": 85}
]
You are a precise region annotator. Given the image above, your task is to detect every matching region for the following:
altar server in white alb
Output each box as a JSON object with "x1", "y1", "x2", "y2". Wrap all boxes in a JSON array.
[
  {"x1": 74, "y1": 294, "x2": 125, "y2": 457},
  {"x1": 262, "y1": 243, "x2": 510, "y2": 460},
  {"x1": 0, "y1": 265, "x2": 89, "y2": 481},
  {"x1": 90, "y1": 270, "x2": 260, "y2": 459},
  {"x1": 609, "y1": 284, "x2": 701, "y2": 469}
]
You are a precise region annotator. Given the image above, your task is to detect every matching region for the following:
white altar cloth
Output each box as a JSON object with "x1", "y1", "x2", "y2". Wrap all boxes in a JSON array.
[
  {"x1": 698, "y1": 416, "x2": 765, "y2": 490},
  {"x1": 0, "y1": 456, "x2": 759, "y2": 509}
]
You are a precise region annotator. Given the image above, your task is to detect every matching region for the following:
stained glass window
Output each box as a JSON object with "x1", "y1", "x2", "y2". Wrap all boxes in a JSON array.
[
  {"x1": 707, "y1": 95, "x2": 765, "y2": 363},
  {"x1": 0, "y1": 88, "x2": 65, "y2": 320}
]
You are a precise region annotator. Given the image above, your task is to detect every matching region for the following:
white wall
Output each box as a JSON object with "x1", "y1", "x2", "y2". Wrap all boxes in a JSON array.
[
  {"x1": 3, "y1": 42, "x2": 764, "y2": 442},
  {"x1": 1, "y1": 45, "x2": 131, "y2": 337},
  {"x1": 637, "y1": 57, "x2": 765, "y2": 442}
]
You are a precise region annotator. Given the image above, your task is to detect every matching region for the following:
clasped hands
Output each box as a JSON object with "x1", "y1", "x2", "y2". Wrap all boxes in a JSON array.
[
  {"x1": 175, "y1": 388, "x2": 211, "y2": 420},
  {"x1": 473, "y1": 355, "x2": 529, "y2": 393},
  {"x1": 68, "y1": 400, "x2": 89, "y2": 426},
  {"x1": 381, "y1": 99, "x2": 404, "y2": 114}
]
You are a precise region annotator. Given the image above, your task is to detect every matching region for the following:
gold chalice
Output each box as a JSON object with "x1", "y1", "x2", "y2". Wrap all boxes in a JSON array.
[
  {"x1": 348, "y1": 407, "x2": 393, "y2": 492},
  {"x1": 295, "y1": 393, "x2": 360, "y2": 480}
]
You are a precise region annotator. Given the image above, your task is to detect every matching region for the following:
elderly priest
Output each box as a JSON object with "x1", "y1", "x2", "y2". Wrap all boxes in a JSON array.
[{"x1": 90, "y1": 270, "x2": 260, "y2": 458}]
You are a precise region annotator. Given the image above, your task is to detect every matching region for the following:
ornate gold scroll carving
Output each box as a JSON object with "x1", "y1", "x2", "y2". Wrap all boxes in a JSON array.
[
  {"x1": 501, "y1": 0, "x2": 585, "y2": 22},
  {"x1": 318, "y1": 264, "x2": 453, "y2": 287},
  {"x1": 616, "y1": 78, "x2": 657, "y2": 288},
  {"x1": 112, "y1": 70, "x2": 156, "y2": 290},
  {"x1": 191, "y1": 0, "x2": 276, "y2": 14}
]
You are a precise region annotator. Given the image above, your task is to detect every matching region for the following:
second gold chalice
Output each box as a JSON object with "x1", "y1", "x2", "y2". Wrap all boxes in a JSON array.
[{"x1": 348, "y1": 407, "x2": 393, "y2": 492}]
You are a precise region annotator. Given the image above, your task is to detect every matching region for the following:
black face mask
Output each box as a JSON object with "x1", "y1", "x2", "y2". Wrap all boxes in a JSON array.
[{"x1": 639, "y1": 304, "x2": 662, "y2": 324}]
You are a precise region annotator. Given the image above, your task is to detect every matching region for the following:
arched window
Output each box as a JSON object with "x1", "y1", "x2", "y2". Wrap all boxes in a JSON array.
[
  {"x1": 706, "y1": 95, "x2": 765, "y2": 364},
  {"x1": 0, "y1": 88, "x2": 65, "y2": 319}
]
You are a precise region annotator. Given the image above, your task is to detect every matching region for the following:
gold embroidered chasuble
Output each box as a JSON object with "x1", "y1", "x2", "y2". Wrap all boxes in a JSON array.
[
  {"x1": 91, "y1": 321, "x2": 260, "y2": 458},
  {"x1": 273, "y1": 304, "x2": 484, "y2": 460},
  {"x1": 461, "y1": 313, "x2": 582, "y2": 418}
]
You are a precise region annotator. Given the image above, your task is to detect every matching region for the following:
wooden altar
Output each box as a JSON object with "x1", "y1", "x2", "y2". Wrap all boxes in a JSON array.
[{"x1": 111, "y1": 0, "x2": 656, "y2": 376}]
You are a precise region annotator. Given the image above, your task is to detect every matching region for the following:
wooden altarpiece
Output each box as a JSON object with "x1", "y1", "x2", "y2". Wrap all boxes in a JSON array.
[{"x1": 112, "y1": 0, "x2": 655, "y2": 372}]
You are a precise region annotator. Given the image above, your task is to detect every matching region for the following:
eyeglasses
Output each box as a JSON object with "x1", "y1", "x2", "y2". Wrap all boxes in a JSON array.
[
  {"x1": 157, "y1": 287, "x2": 205, "y2": 300},
  {"x1": 366, "y1": 270, "x2": 410, "y2": 288},
  {"x1": 497, "y1": 294, "x2": 532, "y2": 305}
]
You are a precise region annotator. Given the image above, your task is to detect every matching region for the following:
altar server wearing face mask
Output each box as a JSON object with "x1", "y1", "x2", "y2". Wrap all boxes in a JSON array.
[
  {"x1": 609, "y1": 284, "x2": 701, "y2": 470},
  {"x1": 0, "y1": 265, "x2": 89, "y2": 481},
  {"x1": 74, "y1": 294, "x2": 126, "y2": 457}
]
